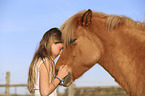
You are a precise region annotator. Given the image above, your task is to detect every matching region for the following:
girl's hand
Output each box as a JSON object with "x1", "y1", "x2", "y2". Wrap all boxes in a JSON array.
[{"x1": 57, "y1": 65, "x2": 68, "y2": 80}]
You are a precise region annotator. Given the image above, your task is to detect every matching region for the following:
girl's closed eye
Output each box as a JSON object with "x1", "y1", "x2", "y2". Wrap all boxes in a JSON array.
[
  {"x1": 60, "y1": 47, "x2": 63, "y2": 51},
  {"x1": 59, "y1": 47, "x2": 63, "y2": 55}
]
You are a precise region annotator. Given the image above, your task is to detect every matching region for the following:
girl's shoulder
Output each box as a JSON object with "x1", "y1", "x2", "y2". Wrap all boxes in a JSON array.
[
  {"x1": 39, "y1": 57, "x2": 50, "y2": 70},
  {"x1": 43, "y1": 57, "x2": 49, "y2": 62},
  {"x1": 42, "y1": 57, "x2": 51, "y2": 65},
  {"x1": 37, "y1": 57, "x2": 49, "y2": 65}
]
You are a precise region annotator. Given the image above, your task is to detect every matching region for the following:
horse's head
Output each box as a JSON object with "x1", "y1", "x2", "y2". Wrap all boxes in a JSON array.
[
  {"x1": 55, "y1": 9, "x2": 105, "y2": 87},
  {"x1": 55, "y1": 9, "x2": 145, "y2": 96}
]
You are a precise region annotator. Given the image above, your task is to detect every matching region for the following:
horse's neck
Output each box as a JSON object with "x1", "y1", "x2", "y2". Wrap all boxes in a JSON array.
[{"x1": 98, "y1": 28, "x2": 145, "y2": 95}]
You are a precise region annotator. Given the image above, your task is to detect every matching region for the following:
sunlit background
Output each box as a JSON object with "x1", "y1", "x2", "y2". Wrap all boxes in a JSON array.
[{"x1": 0, "y1": 0, "x2": 145, "y2": 94}]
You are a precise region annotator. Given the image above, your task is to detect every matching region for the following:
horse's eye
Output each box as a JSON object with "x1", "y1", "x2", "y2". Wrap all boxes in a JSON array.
[{"x1": 70, "y1": 39, "x2": 77, "y2": 44}]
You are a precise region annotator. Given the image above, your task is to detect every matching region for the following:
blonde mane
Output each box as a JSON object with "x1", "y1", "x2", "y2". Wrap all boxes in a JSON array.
[
  {"x1": 60, "y1": 11, "x2": 86, "y2": 47},
  {"x1": 60, "y1": 10, "x2": 145, "y2": 47}
]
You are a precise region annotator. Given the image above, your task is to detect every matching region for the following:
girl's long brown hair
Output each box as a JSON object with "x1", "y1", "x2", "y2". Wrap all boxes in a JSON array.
[{"x1": 27, "y1": 28, "x2": 62, "y2": 93}]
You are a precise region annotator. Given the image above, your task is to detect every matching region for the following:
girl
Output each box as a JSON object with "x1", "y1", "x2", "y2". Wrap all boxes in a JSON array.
[{"x1": 27, "y1": 28, "x2": 68, "y2": 96}]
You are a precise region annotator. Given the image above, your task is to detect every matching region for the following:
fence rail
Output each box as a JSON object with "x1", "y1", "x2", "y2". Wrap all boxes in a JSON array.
[
  {"x1": 0, "y1": 72, "x2": 127, "y2": 96},
  {"x1": 65, "y1": 84, "x2": 127, "y2": 96},
  {"x1": 0, "y1": 84, "x2": 27, "y2": 87},
  {"x1": 0, "y1": 72, "x2": 30, "y2": 96}
]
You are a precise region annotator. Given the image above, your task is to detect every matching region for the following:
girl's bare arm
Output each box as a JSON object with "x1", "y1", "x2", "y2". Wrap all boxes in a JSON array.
[{"x1": 39, "y1": 60, "x2": 68, "y2": 96}]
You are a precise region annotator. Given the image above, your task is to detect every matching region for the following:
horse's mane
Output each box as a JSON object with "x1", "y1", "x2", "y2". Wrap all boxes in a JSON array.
[{"x1": 60, "y1": 10, "x2": 145, "y2": 47}]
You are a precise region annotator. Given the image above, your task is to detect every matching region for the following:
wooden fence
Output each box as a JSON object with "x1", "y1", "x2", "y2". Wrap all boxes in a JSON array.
[
  {"x1": 0, "y1": 72, "x2": 127, "y2": 96},
  {"x1": 0, "y1": 72, "x2": 31, "y2": 96},
  {"x1": 65, "y1": 84, "x2": 127, "y2": 96}
]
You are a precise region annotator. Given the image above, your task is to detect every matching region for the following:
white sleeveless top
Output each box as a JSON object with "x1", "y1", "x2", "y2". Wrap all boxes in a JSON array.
[{"x1": 33, "y1": 58, "x2": 57, "y2": 96}]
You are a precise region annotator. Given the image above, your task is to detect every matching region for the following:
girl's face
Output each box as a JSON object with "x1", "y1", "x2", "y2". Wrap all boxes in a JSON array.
[{"x1": 51, "y1": 42, "x2": 63, "y2": 58}]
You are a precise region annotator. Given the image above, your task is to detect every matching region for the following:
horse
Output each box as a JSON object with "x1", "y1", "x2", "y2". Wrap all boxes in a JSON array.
[{"x1": 55, "y1": 9, "x2": 145, "y2": 96}]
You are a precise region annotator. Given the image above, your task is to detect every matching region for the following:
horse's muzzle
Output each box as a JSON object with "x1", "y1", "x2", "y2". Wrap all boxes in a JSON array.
[{"x1": 55, "y1": 69, "x2": 72, "y2": 87}]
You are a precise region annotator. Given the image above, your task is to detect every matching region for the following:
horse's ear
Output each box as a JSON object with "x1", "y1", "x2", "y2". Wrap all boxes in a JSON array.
[{"x1": 81, "y1": 9, "x2": 92, "y2": 26}]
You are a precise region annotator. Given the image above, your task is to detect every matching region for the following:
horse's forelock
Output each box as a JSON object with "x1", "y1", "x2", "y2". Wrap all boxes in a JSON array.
[
  {"x1": 60, "y1": 17, "x2": 75, "y2": 48},
  {"x1": 60, "y1": 11, "x2": 86, "y2": 48}
]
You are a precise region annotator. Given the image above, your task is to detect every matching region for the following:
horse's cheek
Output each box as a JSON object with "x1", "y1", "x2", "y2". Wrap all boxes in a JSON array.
[{"x1": 79, "y1": 40, "x2": 100, "y2": 64}]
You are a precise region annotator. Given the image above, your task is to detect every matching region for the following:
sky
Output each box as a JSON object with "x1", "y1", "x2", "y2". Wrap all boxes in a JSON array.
[{"x1": 0, "y1": 0, "x2": 145, "y2": 94}]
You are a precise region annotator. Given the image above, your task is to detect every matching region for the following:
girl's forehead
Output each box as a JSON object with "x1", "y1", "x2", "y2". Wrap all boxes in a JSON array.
[{"x1": 52, "y1": 39, "x2": 62, "y2": 43}]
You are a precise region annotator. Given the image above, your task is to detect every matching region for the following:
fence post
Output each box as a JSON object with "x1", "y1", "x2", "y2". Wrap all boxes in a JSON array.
[
  {"x1": 15, "y1": 87, "x2": 17, "y2": 94},
  {"x1": 68, "y1": 83, "x2": 75, "y2": 96},
  {"x1": 5, "y1": 72, "x2": 10, "y2": 96}
]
